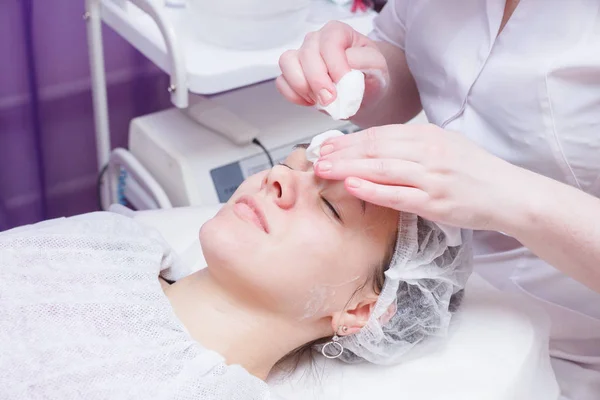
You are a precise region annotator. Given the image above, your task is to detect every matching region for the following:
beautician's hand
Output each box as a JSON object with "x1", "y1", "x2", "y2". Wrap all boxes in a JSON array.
[
  {"x1": 276, "y1": 21, "x2": 389, "y2": 108},
  {"x1": 313, "y1": 124, "x2": 529, "y2": 232}
]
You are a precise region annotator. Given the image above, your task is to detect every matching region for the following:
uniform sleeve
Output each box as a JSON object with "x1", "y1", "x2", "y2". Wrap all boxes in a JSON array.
[{"x1": 369, "y1": 0, "x2": 409, "y2": 50}]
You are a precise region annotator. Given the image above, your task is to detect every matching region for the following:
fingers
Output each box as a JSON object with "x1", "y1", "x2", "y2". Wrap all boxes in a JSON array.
[
  {"x1": 319, "y1": 24, "x2": 354, "y2": 83},
  {"x1": 298, "y1": 32, "x2": 337, "y2": 106},
  {"x1": 278, "y1": 22, "x2": 385, "y2": 108},
  {"x1": 278, "y1": 22, "x2": 386, "y2": 108},
  {"x1": 345, "y1": 47, "x2": 390, "y2": 104},
  {"x1": 344, "y1": 178, "x2": 429, "y2": 214},
  {"x1": 318, "y1": 126, "x2": 423, "y2": 162},
  {"x1": 320, "y1": 21, "x2": 384, "y2": 82},
  {"x1": 315, "y1": 158, "x2": 425, "y2": 187},
  {"x1": 278, "y1": 50, "x2": 315, "y2": 105},
  {"x1": 275, "y1": 76, "x2": 313, "y2": 107},
  {"x1": 321, "y1": 125, "x2": 405, "y2": 151},
  {"x1": 345, "y1": 46, "x2": 388, "y2": 74},
  {"x1": 318, "y1": 140, "x2": 422, "y2": 164}
]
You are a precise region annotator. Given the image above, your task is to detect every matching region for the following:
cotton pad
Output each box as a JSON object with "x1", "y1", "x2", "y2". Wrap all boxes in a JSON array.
[
  {"x1": 317, "y1": 70, "x2": 365, "y2": 120},
  {"x1": 305, "y1": 130, "x2": 345, "y2": 163}
]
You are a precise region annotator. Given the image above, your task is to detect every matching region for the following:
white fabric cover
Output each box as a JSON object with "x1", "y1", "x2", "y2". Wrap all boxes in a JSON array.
[{"x1": 0, "y1": 212, "x2": 269, "y2": 400}]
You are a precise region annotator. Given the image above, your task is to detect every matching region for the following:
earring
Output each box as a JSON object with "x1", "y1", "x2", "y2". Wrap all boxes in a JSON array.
[{"x1": 321, "y1": 326, "x2": 347, "y2": 359}]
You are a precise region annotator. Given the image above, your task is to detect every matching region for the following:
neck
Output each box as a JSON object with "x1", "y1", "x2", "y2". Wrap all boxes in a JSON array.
[{"x1": 163, "y1": 269, "x2": 320, "y2": 380}]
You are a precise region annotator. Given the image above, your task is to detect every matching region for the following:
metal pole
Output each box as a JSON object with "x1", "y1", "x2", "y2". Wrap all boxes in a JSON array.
[{"x1": 85, "y1": 0, "x2": 111, "y2": 209}]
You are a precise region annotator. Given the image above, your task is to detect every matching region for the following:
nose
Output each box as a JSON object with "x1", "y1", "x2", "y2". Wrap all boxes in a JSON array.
[{"x1": 263, "y1": 165, "x2": 297, "y2": 209}]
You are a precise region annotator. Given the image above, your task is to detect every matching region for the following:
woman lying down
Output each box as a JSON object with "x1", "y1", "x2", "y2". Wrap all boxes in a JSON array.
[{"x1": 0, "y1": 141, "x2": 472, "y2": 399}]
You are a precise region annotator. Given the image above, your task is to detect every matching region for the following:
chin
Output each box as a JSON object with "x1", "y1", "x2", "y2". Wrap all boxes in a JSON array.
[
  {"x1": 199, "y1": 212, "x2": 256, "y2": 273},
  {"x1": 200, "y1": 216, "x2": 232, "y2": 264}
]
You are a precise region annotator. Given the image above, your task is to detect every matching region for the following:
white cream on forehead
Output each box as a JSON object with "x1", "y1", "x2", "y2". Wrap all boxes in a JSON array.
[{"x1": 305, "y1": 130, "x2": 345, "y2": 163}]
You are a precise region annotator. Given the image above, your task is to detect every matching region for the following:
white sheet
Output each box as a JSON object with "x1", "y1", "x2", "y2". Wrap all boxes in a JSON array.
[{"x1": 0, "y1": 211, "x2": 269, "y2": 400}]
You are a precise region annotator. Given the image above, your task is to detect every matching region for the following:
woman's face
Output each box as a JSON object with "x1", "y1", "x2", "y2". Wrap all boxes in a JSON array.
[{"x1": 200, "y1": 147, "x2": 398, "y2": 322}]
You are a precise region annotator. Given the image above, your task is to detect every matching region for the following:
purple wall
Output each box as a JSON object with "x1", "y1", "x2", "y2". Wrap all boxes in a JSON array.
[{"x1": 0, "y1": 1, "x2": 172, "y2": 230}]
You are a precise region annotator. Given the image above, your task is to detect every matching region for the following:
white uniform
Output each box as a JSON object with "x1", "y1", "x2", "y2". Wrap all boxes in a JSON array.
[
  {"x1": 371, "y1": 1, "x2": 600, "y2": 399},
  {"x1": 0, "y1": 212, "x2": 270, "y2": 400}
]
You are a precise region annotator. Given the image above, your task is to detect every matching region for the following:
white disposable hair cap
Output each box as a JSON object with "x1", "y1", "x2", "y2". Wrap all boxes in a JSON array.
[{"x1": 336, "y1": 213, "x2": 473, "y2": 364}]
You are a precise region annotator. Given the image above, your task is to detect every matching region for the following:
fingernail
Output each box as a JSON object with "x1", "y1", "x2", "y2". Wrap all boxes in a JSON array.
[
  {"x1": 318, "y1": 89, "x2": 333, "y2": 105},
  {"x1": 320, "y1": 144, "x2": 334, "y2": 156},
  {"x1": 316, "y1": 161, "x2": 332, "y2": 172},
  {"x1": 346, "y1": 178, "x2": 361, "y2": 188}
]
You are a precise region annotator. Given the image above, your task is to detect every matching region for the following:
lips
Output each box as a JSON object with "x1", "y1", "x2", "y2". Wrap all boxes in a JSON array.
[{"x1": 233, "y1": 196, "x2": 269, "y2": 233}]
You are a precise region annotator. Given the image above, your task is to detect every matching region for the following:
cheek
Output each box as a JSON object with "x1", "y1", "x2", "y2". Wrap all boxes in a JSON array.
[
  {"x1": 242, "y1": 220, "x2": 347, "y2": 315},
  {"x1": 305, "y1": 231, "x2": 388, "y2": 313},
  {"x1": 262, "y1": 222, "x2": 341, "y2": 286},
  {"x1": 275, "y1": 226, "x2": 375, "y2": 318},
  {"x1": 198, "y1": 216, "x2": 233, "y2": 267}
]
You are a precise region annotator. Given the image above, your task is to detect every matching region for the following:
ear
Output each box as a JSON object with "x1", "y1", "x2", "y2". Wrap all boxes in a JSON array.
[{"x1": 331, "y1": 296, "x2": 378, "y2": 336}]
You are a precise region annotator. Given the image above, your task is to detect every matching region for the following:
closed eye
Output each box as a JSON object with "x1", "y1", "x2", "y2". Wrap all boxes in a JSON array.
[{"x1": 322, "y1": 196, "x2": 341, "y2": 221}]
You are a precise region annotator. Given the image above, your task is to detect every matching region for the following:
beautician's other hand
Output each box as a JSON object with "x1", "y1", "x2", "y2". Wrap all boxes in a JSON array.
[
  {"x1": 313, "y1": 124, "x2": 529, "y2": 232},
  {"x1": 276, "y1": 21, "x2": 389, "y2": 108}
]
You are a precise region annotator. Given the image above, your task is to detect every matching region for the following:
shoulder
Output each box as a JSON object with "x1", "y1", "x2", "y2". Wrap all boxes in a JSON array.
[{"x1": 371, "y1": 0, "x2": 413, "y2": 49}]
